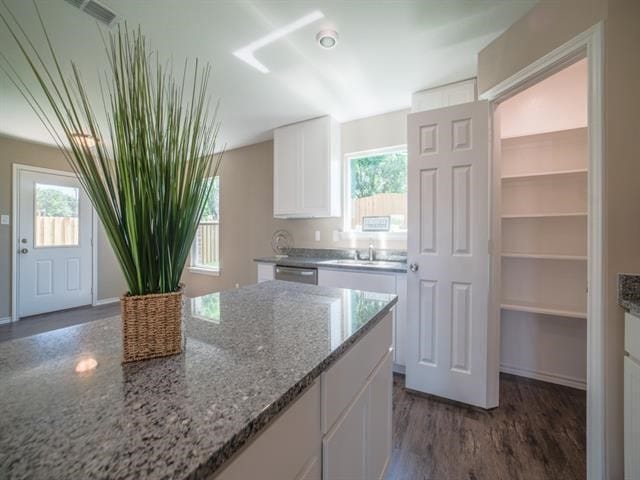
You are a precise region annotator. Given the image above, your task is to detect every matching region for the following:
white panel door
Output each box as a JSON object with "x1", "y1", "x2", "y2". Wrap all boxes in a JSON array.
[
  {"x1": 406, "y1": 101, "x2": 497, "y2": 408},
  {"x1": 18, "y1": 170, "x2": 92, "y2": 317}
]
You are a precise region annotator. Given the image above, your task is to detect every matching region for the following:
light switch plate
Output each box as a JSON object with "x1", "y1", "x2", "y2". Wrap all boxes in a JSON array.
[
  {"x1": 314, "y1": 230, "x2": 321, "y2": 242},
  {"x1": 0, "y1": 214, "x2": 9, "y2": 225}
]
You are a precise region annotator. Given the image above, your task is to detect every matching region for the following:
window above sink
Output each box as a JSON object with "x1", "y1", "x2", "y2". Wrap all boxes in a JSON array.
[{"x1": 343, "y1": 145, "x2": 408, "y2": 239}]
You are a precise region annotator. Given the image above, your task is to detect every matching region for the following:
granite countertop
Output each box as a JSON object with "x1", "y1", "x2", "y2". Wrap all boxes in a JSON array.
[
  {"x1": 0, "y1": 281, "x2": 397, "y2": 480},
  {"x1": 619, "y1": 273, "x2": 640, "y2": 316}
]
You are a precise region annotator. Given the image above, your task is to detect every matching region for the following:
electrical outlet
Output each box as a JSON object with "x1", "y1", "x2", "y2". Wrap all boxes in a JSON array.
[{"x1": 0, "y1": 215, "x2": 9, "y2": 225}]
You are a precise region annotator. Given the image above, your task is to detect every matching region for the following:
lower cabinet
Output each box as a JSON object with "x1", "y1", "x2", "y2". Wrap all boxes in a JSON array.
[
  {"x1": 215, "y1": 380, "x2": 322, "y2": 480},
  {"x1": 322, "y1": 351, "x2": 392, "y2": 480},
  {"x1": 257, "y1": 262, "x2": 275, "y2": 282},
  {"x1": 214, "y1": 312, "x2": 393, "y2": 480}
]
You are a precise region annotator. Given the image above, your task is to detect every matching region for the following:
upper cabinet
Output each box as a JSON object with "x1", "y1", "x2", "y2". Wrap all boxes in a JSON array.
[{"x1": 274, "y1": 116, "x2": 341, "y2": 218}]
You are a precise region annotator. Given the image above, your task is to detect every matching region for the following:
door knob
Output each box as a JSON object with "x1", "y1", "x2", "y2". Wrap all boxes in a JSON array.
[
  {"x1": 20, "y1": 248, "x2": 29, "y2": 254},
  {"x1": 409, "y1": 263, "x2": 419, "y2": 272}
]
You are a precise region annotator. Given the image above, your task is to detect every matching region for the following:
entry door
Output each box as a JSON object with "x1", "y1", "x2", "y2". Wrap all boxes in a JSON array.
[
  {"x1": 405, "y1": 101, "x2": 497, "y2": 408},
  {"x1": 18, "y1": 170, "x2": 92, "y2": 317}
]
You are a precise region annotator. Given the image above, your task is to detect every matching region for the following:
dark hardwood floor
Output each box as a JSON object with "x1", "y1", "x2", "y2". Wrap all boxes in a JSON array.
[
  {"x1": 386, "y1": 373, "x2": 586, "y2": 480},
  {"x1": 1, "y1": 306, "x2": 586, "y2": 480},
  {"x1": 0, "y1": 302, "x2": 120, "y2": 342}
]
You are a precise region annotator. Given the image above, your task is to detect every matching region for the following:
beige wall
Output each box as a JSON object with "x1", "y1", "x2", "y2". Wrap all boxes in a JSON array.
[
  {"x1": 0, "y1": 135, "x2": 126, "y2": 318},
  {"x1": 478, "y1": 1, "x2": 640, "y2": 477},
  {"x1": 182, "y1": 140, "x2": 283, "y2": 298}
]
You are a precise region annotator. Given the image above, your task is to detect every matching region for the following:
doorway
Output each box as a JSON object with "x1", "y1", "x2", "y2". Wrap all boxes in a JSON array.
[
  {"x1": 13, "y1": 165, "x2": 93, "y2": 319},
  {"x1": 481, "y1": 23, "x2": 605, "y2": 478},
  {"x1": 497, "y1": 58, "x2": 589, "y2": 390}
]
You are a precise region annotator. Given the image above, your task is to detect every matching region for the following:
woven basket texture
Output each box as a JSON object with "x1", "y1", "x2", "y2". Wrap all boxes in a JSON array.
[{"x1": 121, "y1": 289, "x2": 183, "y2": 363}]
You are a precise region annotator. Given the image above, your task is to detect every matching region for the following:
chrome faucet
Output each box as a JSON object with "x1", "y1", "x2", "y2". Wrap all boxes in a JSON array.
[{"x1": 368, "y1": 239, "x2": 375, "y2": 261}]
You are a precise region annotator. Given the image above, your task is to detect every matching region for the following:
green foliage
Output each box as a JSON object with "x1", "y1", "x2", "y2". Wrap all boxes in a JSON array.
[
  {"x1": 36, "y1": 186, "x2": 78, "y2": 217},
  {"x1": 1, "y1": 6, "x2": 222, "y2": 295},
  {"x1": 201, "y1": 177, "x2": 220, "y2": 222},
  {"x1": 350, "y1": 152, "x2": 407, "y2": 199}
]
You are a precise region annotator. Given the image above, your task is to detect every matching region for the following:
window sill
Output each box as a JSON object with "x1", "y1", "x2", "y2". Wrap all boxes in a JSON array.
[
  {"x1": 339, "y1": 231, "x2": 407, "y2": 241},
  {"x1": 187, "y1": 266, "x2": 221, "y2": 277}
]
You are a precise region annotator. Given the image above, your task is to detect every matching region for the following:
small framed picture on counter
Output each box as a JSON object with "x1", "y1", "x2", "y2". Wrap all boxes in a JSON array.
[{"x1": 362, "y1": 216, "x2": 391, "y2": 232}]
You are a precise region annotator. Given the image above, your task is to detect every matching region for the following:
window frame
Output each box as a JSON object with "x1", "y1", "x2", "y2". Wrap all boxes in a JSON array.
[
  {"x1": 342, "y1": 144, "x2": 408, "y2": 240},
  {"x1": 188, "y1": 176, "x2": 221, "y2": 276}
]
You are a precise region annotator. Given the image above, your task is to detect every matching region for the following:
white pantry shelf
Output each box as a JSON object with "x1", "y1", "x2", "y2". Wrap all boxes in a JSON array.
[
  {"x1": 501, "y1": 300, "x2": 587, "y2": 319},
  {"x1": 502, "y1": 168, "x2": 587, "y2": 181},
  {"x1": 502, "y1": 212, "x2": 588, "y2": 219},
  {"x1": 501, "y1": 253, "x2": 587, "y2": 261}
]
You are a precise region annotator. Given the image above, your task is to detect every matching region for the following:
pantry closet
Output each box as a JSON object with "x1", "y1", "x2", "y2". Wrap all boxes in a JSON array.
[{"x1": 498, "y1": 58, "x2": 588, "y2": 390}]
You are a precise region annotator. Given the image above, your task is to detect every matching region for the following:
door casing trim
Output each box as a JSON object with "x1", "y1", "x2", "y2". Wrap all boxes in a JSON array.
[
  {"x1": 480, "y1": 22, "x2": 605, "y2": 480},
  {"x1": 11, "y1": 163, "x2": 98, "y2": 321}
]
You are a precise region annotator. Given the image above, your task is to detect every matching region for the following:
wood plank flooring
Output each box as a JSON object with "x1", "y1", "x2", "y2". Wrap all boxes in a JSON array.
[
  {"x1": 1, "y1": 306, "x2": 586, "y2": 480},
  {"x1": 386, "y1": 373, "x2": 586, "y2": 480}
]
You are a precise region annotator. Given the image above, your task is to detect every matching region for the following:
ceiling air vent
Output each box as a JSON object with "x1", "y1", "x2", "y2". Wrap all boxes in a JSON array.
[{"x1": 63, "y1": 0, "x2": 119, "y2": 28}]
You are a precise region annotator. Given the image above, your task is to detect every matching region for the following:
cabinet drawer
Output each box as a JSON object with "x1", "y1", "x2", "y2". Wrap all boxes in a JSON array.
[
  {"x1": 626, "y1": 312, "x2": 640, "y2": 360},
  {"x1": 321, "y1": 312, "x2": 392, "y2": 433}
]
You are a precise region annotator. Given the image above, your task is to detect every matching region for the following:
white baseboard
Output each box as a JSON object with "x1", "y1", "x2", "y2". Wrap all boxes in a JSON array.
[
  {"x1": 93, "y1": 297, "x2": 120, "y2": 306},
  {"x1": 500, "y1": 364, "x2": 587, "y2": 390},
  {"x1": 392, "y1": 363, "x2": 406, "y2": 375},
  {"x1": 0, "y1": 316, "x2": 12, "y2": 325}
]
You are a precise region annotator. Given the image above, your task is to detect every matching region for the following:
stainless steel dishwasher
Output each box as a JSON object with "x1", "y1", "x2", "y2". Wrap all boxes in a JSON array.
[{"x1": 274, "y1": 265, "x2": 318, "y2": 285}]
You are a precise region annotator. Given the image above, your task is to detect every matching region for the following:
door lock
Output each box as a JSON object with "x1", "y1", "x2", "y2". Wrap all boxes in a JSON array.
[
  {"x1": 409, "y1": 263, "x2": 419, "y2": 272},
  {"x1": 20, "y1": 248, "x2": 29, "y2": 254}
]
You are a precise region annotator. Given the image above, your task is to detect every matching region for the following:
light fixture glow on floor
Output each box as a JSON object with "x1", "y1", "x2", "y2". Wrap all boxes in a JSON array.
[{"x1": 233, "y1": 10, "x2": 324, "y2": 73}]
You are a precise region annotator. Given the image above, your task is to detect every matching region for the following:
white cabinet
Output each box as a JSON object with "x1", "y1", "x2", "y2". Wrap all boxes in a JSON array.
[
  {"x1": 322, "y1": 351, "x2": 392, "y2": 480},
  {"x1": 215, "y1": 381, "x2": 321, "y2": 480},
  {"x1": 273, "y1": 116, "x2": 341, "y2": 218},
  {"x1": 215, "y1": 311, "x2": 393, "y2": 480},
  {"x1": 318, "y1": 268, "x2": 407, "y2": 370},
  {"x1": 257, "y1": 262, "x2": 274, "y2": 283},
  {"x1": 625, "y1": 312, "x2": 640, "y2": 480}
]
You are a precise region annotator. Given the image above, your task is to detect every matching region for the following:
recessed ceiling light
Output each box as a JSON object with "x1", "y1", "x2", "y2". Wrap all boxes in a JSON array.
[
  {"x1": 233, "y1": 11, "x2": 325, "y2": 73},
  {"x1": 316, "y1": 30, "x2": 338, "y2": 49}
]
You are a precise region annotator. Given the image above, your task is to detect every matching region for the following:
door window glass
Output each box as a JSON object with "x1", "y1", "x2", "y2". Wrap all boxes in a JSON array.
[{"x1": 34, "y1": 183, "x2": 80, "y2": 247}]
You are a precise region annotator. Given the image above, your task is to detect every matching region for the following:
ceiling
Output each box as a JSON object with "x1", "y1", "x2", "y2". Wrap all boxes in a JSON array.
[{"x1": 0, "y1": 0, "x2": 536, "y2": 150}]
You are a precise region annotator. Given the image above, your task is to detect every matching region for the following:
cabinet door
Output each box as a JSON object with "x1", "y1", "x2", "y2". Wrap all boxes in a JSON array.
[
  {"x1": 257, "y1": 263, "x2": 274, "y2": 283},
  {"x1": 322, "y1": 384, "x2": 368, "y2": 480},
  {"x1": 300, "y1": 117, "x2": 330, "y2": 216},
  {"x1": 625, "y1": 356, "x2": 640, "y2": 480},
  {"x1": 394, "y1": 274, "x2": 407, "y2": 367},
  {"x1": 367, "y1": 351, "x2": 393, "y2": 480},
  {"x1": 274, "y1": 124, "x2": 300, "y2": 216}
]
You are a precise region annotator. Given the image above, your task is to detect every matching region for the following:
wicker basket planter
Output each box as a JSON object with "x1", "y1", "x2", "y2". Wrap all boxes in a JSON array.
[{"x1": 121, "y1": 289, "x2": 184, "y2": 363}]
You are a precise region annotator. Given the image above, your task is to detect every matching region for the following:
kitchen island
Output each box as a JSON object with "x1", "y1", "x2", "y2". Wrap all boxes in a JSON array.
[{"x1": 0, "y1": 280, "x2": 396, "y2": 480}]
